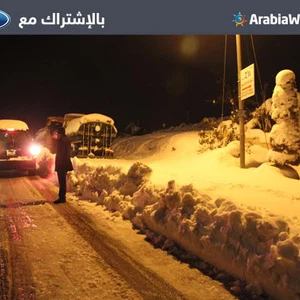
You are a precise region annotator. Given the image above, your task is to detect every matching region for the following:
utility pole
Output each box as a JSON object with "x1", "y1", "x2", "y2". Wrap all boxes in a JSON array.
[{"x1": 236, "y1": 34, "x2": 245, "y2": 168}]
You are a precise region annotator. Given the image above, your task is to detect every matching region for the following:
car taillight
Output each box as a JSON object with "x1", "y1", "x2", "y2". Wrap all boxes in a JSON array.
[{"x1": 29, "y1": 144, "x2": 41, "y2": 157}]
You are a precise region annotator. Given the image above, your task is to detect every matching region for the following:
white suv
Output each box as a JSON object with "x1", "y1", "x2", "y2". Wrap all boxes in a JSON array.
[{"x1": 0, "y1": 119, "x2": 41, "y2": 175}]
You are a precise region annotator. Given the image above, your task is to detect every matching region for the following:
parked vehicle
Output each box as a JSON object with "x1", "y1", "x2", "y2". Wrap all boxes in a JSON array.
[
  {"x1": 35, "y1": 116, "x2": 64, "y2": 153},
  {"x1": 64, "y1": 113, "x2": 117, "y2": 158},
  {"x1": 0, "y1": 119, "x2": 41, "y2": 174},
  {"x1": 63, "y1": 113, "x2": 85, "y2": 128}
]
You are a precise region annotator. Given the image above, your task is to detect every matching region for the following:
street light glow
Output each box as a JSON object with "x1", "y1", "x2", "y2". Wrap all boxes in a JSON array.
[{"x1": 180, "y1": 36, "x2": 200, "y2": 57}]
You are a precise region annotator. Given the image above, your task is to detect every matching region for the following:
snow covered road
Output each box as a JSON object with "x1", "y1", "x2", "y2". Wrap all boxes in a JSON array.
[{"x1": 0, "y1": 174, "x2": 240, "y2": 299}]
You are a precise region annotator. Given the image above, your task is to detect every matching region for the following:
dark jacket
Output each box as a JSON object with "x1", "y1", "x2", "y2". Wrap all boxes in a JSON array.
[{"x1": 55, "y1": 135, "x2": 73, "y2": 172}]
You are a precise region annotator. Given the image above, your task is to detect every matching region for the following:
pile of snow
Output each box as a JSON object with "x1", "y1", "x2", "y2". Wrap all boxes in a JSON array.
[
  {"x1": 67, "y1": 143, "x2": 300, "y2": 299},
  {"x1": 36, "y1": 147, "x2": 55, "y2": 177},
  {"x1": 43, "y1": 122, "x2": 300, "y2": 299}
]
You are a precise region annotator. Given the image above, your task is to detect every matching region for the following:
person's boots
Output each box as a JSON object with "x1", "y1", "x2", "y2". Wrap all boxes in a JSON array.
[{"x1": 53, "y1": 198, "x2": 66, "y2": 204}]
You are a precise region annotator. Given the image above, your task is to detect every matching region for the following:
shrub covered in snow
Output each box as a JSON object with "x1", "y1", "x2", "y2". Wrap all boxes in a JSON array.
[
  {"x1": 247, "y1": 98, "x2": 273, "y2": 132},
  {"x1": 198, "y1": 119, "x2": 239, "y2": 152},
  {"x1": 268, "y1": 69, "x2": 300, "y2": 165}
]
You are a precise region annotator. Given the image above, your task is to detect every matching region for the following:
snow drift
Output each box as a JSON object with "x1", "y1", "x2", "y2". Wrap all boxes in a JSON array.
[{"x1": 37, "y1": 126, "x2": 300, "y2": 300}]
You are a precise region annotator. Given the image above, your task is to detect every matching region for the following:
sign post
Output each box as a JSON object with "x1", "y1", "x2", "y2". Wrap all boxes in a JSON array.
[
  {"x1": 238, "y1": 61, "x2": 255, "y2": 168},
  {"x1": 241, "y1": 64, "x2": 255, "y2": 101},
  {"x1": 236, "y1": 35, "x2": 245, "y2": 168}
]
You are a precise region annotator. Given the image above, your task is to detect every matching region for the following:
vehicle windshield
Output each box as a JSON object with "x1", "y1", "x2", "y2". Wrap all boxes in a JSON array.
[
  {"x1": 0, "y1": 130, "x2": 32, "y2": 148},
  {"x1": 49, "y1": 122, "x2": 63, "y2": 134}
]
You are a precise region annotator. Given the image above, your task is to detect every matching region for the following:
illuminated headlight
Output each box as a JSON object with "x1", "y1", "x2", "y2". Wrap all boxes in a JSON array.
[{"x1": 29, "y1": 144, "x2": 41, "y2": 157}]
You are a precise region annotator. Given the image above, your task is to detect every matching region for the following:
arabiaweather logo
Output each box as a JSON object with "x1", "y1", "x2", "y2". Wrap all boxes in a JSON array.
[
  {"x1": 232, "y1": 12, "x2": 247, "y2": 26},
  {"x1": 0, "y1": 10, "x2": 11, "y2": 29},
  {"x1": 233, "y1": 11, "x2": 300, "y2": 26}
]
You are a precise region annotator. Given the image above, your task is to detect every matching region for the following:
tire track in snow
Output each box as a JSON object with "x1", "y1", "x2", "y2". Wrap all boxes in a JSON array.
[
  {"x1": 0, "y1": 210, "x2": 10, "y2": 300},
  {"x1": 0, "y1": 178, "x2": 37, "y2": 300},
  {"x1": 30, "y1": 175, "x2": 185, "y2": 299},
  {"x1": 53, "y1": 203, "x2": 186, "y2": 300}
]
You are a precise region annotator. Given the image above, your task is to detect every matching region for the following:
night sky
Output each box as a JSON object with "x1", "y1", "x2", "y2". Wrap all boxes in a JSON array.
[{"x1": 1, "y1": 35, "x2": 300, "y2": 134}]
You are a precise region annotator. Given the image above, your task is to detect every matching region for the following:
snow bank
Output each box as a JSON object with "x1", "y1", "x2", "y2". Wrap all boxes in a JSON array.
[
  {"x1": 68, "y1": 154, "x2": 300, "y2": 300},
  {"x1": 41, "y1": 121, "x2": 300, "y2": 299}
]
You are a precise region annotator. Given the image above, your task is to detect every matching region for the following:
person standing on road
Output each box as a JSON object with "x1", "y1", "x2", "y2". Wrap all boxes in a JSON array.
[{"x1": 52, "y1": 127, "x2": 73, "y2": 204}]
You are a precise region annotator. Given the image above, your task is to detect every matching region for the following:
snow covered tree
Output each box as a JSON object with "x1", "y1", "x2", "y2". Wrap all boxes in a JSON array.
[{"x1": 268, "y1": 69, "x2": 300, "y2": 165}]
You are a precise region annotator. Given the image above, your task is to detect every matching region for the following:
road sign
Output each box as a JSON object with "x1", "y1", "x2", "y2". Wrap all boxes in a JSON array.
[{"x1": 241, "y1": 63, "x2": 255, "y2": 101}]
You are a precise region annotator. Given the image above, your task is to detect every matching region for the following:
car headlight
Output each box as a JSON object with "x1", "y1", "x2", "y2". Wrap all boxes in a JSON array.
[{"x1": 29, "y1": 144, "x2": 41, "y2": 157}]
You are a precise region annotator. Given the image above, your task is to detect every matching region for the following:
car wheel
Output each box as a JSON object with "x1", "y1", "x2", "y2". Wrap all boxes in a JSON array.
[{"x1": 28, "y1": 170, "x2": 36, "y2": 176}]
